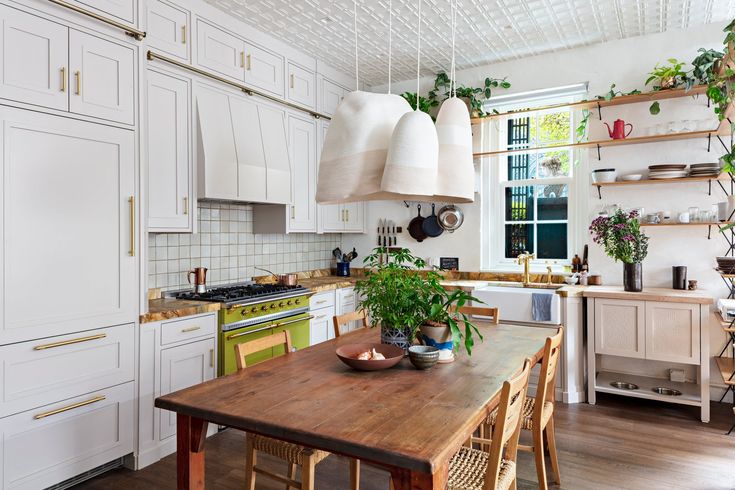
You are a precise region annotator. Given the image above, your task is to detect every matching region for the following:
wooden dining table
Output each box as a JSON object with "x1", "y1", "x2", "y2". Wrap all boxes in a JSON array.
[{"x1": 155, "y1": 321, "x2": 552, "y2": 489}]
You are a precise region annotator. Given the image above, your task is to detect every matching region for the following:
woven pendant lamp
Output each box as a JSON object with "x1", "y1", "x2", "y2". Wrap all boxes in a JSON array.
[
  {"x1": 433, "y1": 0, "x2": 474, "y2": 203},
  {"x1": 380, "y1": 0, "x2": 438, "y2": 199}
]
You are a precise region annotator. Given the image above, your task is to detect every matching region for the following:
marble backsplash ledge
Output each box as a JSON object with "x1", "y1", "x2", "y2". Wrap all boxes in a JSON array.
[{"x1": 148, "y1": 200, "x2": 341, "y2": 291}]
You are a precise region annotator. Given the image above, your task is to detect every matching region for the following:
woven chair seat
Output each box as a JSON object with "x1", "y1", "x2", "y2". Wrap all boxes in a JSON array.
[
  {"x1": 251, "y1": 434, "x2": 330, "y2": 465},
  {"x1": 487, "y1": 396, "x2": 553, "y2": 431},
  {"x1": 447, "y1": 446, "x2": 516, "y2": 490}
]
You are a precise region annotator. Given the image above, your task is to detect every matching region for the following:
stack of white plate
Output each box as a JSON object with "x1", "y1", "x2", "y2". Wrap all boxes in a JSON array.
[
  {"x1": 689, "y1": 162, "x2": 721, "y2": 177},
  {"x1": 648, "y1": 164, "x2": 688, "y2": 179}
]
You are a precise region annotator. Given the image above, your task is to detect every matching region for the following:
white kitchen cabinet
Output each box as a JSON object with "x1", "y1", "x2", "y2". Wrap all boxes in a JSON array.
[
  {"x1": 146, "y1": 0, "x2": 190, "y2": 61},
  {"x1": 70, "y1": 0, "x2": 137, "y2": 24},
  {"x1": 147, "y1": 69, "x2": 192, "y2": 232},
  {"x1": 593, "y1": 298, "x2": 645, "y2": 359},
  {"x1": 159, "y1": 338, "x2": 216, "y2": 440},
  {"x1": 0, "y1": 108, "x2": 136, "y2": 345},
  {"x1": 0, "y1": 5, "x2": 69, "y2": 111},
  {"x1": 243, "y1": 41, "x2": 284, "y2": 97},
  {"x1": 645, "y1": 301, "x2": 700, "y2": 364},
  {"x1": 69, "y1": 30, "x2": 135, "y2": 125},
  {"x1": 0, "y1": 381, "x2": 134, "y2": 490},
  {"x1": 320, "y1": 78, "x2": 348, "y2": 116},
  {"x1": 336, "y1": 287, "x2": 358, "y2": 332},
  {"x1": 343, "y1": 202, "x2": 365, "y2": 232},
  {"x1": 287, "y1": 62, "x2": 316, "y2": 109},
  {"x1": 310, "y1": 304, "x2": 336, "y2": 345},
  {"x1": 196, "y1": 19, "x2": 244, "y2": 80}
]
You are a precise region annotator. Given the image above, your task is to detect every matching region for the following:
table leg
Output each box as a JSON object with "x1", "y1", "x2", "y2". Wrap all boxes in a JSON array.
[
  {"x1": 177, "y1": 414, "x2": 208, "y2": 490},
  {"x1": 389, "y1": 463, "x2": 448, "y2": 490}
]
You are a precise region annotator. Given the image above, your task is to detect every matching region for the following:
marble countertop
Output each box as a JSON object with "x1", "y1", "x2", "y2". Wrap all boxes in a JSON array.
[{"x1": 141, "y1": 298, "x2": 221, "y2": 324}]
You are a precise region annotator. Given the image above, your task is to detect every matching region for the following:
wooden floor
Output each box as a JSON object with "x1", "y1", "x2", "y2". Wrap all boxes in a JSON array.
[{"x1": 76, "y1": 395, "x2": 735, "y2": 490}]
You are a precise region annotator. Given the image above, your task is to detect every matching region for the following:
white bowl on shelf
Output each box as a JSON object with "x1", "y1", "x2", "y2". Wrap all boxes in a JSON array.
[
  {"x1": 591, "y1": 169, "x2": 617, "y2": 183},
  {"x1": 620, "y1": 174, "x2": 643, "y2": 181}
]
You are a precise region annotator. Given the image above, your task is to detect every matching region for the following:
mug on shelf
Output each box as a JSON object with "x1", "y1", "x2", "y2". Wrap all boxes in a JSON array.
[{"x1": 678, "y1": 212, "x2": 690, "y2": 223}]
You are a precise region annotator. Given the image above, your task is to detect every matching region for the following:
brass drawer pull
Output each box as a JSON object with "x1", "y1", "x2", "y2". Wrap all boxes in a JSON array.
[
  {"x1": 246, "y1": 54, "x2": 251, "y2": 70},
  {"x1": 34, "y1": 395, "x2": 106, "y2": 419},
  {"x1": 128, "y1": 196, "x2": 135, "y2": 256},
  {"x1": 181, "y1": 325, "x2": 201, "y2": 333},
  {"x1": 60, "y1": 67, "x2": 66, "y2": 92},
  {"x1": 315, "y1": 300, "x2": 327, "y2": 305},
  {"x1": 209, "y1": 348, "x2": 214, "y2": 367},
  {"x1": 34, "y1": 333, "x2": 107, "y2": 351},
  {"x1": 314, "y1": 314, "x2": 326, "y2": 320}
]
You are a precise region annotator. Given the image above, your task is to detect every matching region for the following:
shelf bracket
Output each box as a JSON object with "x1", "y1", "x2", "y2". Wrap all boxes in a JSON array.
[
  {"x1": 596, "y1": 144, "x2": 601, "y2": 161},
  {"x1": 708, "y1": 132, "x2": 712, "y2": 152},
  {"x1": 709, "y1": 225, "x2": 713, "y2": 239},
  {"x1": 709, "y1": 178, "x2": 712, "y2": 196},
  {"x1": 595, "y1": 185, "x2": 602, "y2": 200},
  {"x1": 596, "y1": 101, "x2": 602, "y2": 120},
  {"x1": 718, "y1": 135, "x2": 731, "y2": 153}
]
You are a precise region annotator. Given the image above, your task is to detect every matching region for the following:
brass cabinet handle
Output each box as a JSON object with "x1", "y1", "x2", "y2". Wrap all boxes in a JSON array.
[
  {"x1": 246, "y1": 54, "x2": 251, "y2": 70},
  {"x1": 240, "y1": 51, "x2": 245, "y2": 68},
  {"x1": 290, "y1": 206, "x2": 295, "y2": 219},
  {"x1": 181, "y1": 25, "x2": 187, "y2": 44},
  {"x1": 128, "y1": 196, "x2": 135, "y2": 256},
  {"x1": 346, "y1": 209, "x2": 350, "y2": 222},
  {"x1": 34, "y1": 333, "x2": 107, "y2": 351},
  {"x1": 290, "y1": 74, "x2": 294, "y2": 89},
  {"x1": 209, "y1": 348, "x2": 214, "y2": 367},
  {"x1": 183, "y1": 196, "x2": 188, "y2": 215},
  {"x1": 315, "y1": 300, "x2": 327, "y2": 305},
  {"x1": 74, "y1": 71, "x2": 81, "y2": 95},
  {"x1": 181, "y1": 325, "x2": 201, "y2": 333},
  {"x1": 34, "y1": 395, "x2": 106, "y2": 420},
  {"x1": 60, "y1": 67, "x2": 66, "y2": 92}
]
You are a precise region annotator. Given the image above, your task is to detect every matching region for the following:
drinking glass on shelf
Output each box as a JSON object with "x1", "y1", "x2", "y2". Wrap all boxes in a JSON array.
[
  {"x1": 668, "y1": 121, "x2": 682, "y2": 134},
  {"x1": 681, "y1": 120, "x2": 693, "y2": 132},
  {"x1": 698, "y1": 210, "x2": 710, "y2": 222},
  {"x1": 688, "y1": 207, "x2": 699, "y2": 222}
]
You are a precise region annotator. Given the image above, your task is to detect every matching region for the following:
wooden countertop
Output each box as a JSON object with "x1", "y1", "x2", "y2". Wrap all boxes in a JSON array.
[
  {"x1": 296, "y1": 276, "x2": 357, "y2": 292},
  {"x1": 141, "y1": 298, "x2": 221, "y2": 324},
  {"x1": 581, "y1": 286, "x2": 714, "y2": 304}
]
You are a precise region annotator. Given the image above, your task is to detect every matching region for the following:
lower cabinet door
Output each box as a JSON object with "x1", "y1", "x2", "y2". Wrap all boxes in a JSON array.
[
  {"x1": 593, "y1": 298, "x2": 645, "y2": 359},
  {"x1": 159, "y1": 339, "x2": 215, "y2": 440},
  {"x1": 0, "y1": 382, "x2": 134, "y2": 490},
  {"x1": 310, "y1": 306, "x2": 335, "y2": 345},
  {"x1": 645, "y1": 301, "x2": 700, "y2": 364}
]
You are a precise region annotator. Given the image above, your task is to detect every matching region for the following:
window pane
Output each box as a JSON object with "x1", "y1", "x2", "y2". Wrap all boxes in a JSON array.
[
  {"x1": 537, "y1": 223, "x2": 567, "y2": 259},
  {"x1": 505, "y1": 186, "x2": 534, "y2": 221},
  {"x1": 538, "y1": 150, "x2": 571, "y2": 178},
  {"x1": 536, "y1": 111, "x2": 571, "y2": 145},
  {"x1": 505, "y1": 224, "x2": 534, "y2": 259},
  {"x1": 537, "y1": 184, "x2": 568, "y2": 220},
  {"x1": 507, "y1": 117, "x2": 531, "y2": 150}
]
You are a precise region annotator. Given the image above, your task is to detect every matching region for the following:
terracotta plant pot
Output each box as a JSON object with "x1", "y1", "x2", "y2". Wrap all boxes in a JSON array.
[{"x1": 418, "y1": 322, "x2": 455, "y2": 363}]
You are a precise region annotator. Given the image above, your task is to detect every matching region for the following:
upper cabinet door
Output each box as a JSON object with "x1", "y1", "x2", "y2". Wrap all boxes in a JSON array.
[
  {"x1": 0, "y1": 107, "x2": 136, "y2": 345},
  {"x1": 147, "y1": 69, "x2": 191, "y2": 232},
  {"x1": 146, "y1": 0, "x2": 189, "y2": 61},
  {"x1": 287, "y1": 62, "x2": 315, "y2": 109},
  {"x1": 69, "y1": 31, "x2": 135, "y2": 125},
  {"x1": 320, "y1": 78, "x2": 347, "y2": 116},
  {"x1": 196, "y1": 20, "x2": 244, "y2": 81},
  {"x1": 343, "y1": 202, "x2": 365, "y2": 232},
  {"x1": 243, "y1": 41, "x2": 284, "y2": 97},
  {"x1": 71, "y1": 0, "x2": 137, "y2": 25},
  {"x1": 0, "y1": 6, "x2": 69, "y2": 112},
  {"x1": 288, "y1": 115, "x2": 316, "y2": 232},
  {"x1": 259, "y1": 102, "x2": 291, "y2": 204}
]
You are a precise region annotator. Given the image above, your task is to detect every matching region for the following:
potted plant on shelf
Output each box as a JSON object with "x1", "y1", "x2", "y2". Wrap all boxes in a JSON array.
[
  {"x1": 589, "y1": 209, "x2": 649, "y2": 292},
  {"x1": 355, "y1": 247, "x2": 482, "y2": 356},
  {"x1": 645, "y1": 58, "x2": 688, "y2": 89}
]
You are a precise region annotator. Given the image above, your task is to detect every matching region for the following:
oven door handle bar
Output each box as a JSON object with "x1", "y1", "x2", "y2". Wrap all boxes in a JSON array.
[
  {"x1": 225, "y1": 315, "x2": 314, "y2": 340},
  {"x1": 48, "y1": 0, "x2": 146, "y2": 40},
  {"x1": 274, "y1": 315, "x2": 314, "y2": 328}
]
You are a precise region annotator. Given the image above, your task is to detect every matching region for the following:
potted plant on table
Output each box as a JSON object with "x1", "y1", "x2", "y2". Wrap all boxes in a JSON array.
[
  {"x1": 589, "y1": 209, "x2": 649, "y2": 292},
  {"x1": 355, "y1": 247, "x2": 483, "y2": 357}
]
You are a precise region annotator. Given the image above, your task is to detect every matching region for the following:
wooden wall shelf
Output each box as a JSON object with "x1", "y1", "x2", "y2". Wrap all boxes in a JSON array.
[
  {"x1": 591, "y1": 173, "x2": 732, "y2": 199},
  {"x1": 716, "y1": 357, "x2": 735, "y2": 386},
  {"x1": 639, "y1": 221, "x2": 731, "y2": 227}
]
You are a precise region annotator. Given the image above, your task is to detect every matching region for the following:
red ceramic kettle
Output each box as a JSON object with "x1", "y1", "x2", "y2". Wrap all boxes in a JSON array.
[{"x1": 604, "y1": 119, "x2": 633, "y2": 139}]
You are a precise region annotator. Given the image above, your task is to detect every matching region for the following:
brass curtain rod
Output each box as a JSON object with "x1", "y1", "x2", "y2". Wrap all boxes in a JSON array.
[
  {"x1": 47, "y1": 0, "x2": 146, "y2": 40},
  {"x1": 147, "y1": 50, "x2": 332, "y2": 121}
]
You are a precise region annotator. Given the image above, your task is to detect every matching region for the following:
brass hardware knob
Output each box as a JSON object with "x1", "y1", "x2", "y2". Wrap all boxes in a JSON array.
[
  {"x1": 270, "y1": 304, "x2": 276, "y2": 309},
  {"x1": 279, "y1": 302, "x2": 284, "y2": 307},
  {"x1": 260, "y1": 305, "x2": 267, "y2": 311},
  {"x1": 295, "y1": 299, "x2": 301, "y2": 304},
  {"x1": 287, "y1": 300, "x2": 292, "y2": 305}
]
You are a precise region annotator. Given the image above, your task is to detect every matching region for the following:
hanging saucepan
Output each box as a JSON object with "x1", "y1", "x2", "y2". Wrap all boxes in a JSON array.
[
  {"x1": 437, "y1": 204, "x2": 464, "y2": 233},
  {"x1": 422, "y1": 203, "x2": 444, "y2": 238},
  {"x1": 408, "y1": 204, "x2": 428, "y2": 242}
]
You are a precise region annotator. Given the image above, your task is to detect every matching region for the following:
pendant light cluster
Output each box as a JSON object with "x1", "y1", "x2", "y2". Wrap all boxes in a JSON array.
[{"x1": 315, "y1": 0, "x2": 474, "y2": 205}]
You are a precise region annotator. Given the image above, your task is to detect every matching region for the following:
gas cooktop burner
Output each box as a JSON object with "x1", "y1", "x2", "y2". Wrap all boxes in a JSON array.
[{"x1": 175, "y1": 283, "x2": 308, "y2": 304}]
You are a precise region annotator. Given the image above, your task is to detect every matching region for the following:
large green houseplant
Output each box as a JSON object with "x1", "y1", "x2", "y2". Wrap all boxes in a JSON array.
[{"x1": 355, "y1": 247, "x2": 483, "y2": 355}]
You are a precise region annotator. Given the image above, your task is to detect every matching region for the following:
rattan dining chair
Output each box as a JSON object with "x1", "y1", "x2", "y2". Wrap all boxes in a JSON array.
[
  {"x1": 333, "y1": 309, "x2": 370, "y2": 337},
  {"x1": 485, "y1": 327, "x2": 563, "y2": 490},
  {"x1": 447, "y1": 358, "x2": 533, "y2": 490},
  {"x1": 235, "y1": 331, "x2": 359, "y2": 490},
  {"x1": 455, "y1": 305, "x2": 500, "y2": 325}
]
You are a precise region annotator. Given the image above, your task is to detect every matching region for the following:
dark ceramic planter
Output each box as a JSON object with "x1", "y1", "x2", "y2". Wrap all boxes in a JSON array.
[
  {"x1": 623, "y1": 262, "x2": 643, "y2": 292},
  {"x1": 380, "y1": 324, "x2": 413, "y2": 352}
]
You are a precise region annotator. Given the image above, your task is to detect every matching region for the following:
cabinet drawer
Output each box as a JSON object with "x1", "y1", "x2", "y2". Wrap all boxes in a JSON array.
[
  {"x1": 0, "y1": 324, "x2": 134, "y2": 418},
  {"x1": 243, "y1": 41, "x2": 284, "y2": 97},
  {"x1": 310, "y1": 291, "x2": 335, "y2": 310},
  {"x1": 287, "y1": 62, "x2": 315, "y2": 108},
  {"x1": 0, "y1": 381, "x2": 134, "y2": 490},
  {"x1": 146, "y1": 0, "x2": 190, "y2": 61},
  {"x1": 161, "y1": 313, "x2": 217, "y2": 346}
]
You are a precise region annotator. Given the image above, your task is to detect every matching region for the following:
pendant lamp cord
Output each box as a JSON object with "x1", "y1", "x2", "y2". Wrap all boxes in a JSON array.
[
  {"x1": 388, "y1": 0, "x2": 392, "y2": 94},
  {"x1": 354, "y1": 0, "x2": 359, "y2": 90},
  {"x1": 416, "y1": 0, "x2": 421, "y2": 110},
  {"x1": 450, "y1": 0, "x2": 457, "y2": 97}
]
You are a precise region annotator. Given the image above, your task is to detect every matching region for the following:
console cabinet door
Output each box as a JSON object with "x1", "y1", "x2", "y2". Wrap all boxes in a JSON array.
[
  {"x1": 147, "y1": 69, "x2": 192, "y2": 231},
  {"x1": 0, "y1": 5, "x2": 69, "y2": 111},
  {"x1": 243, "y1": 41, "x2": 284, "y2": 97},
  {"x1": 69, "y1": 31, "x2": 135, "y2": 125},
  {"x1": 287, "y1": 114, "x2": 316, "y2": 232},
  {"x1": 645, "y1": 301, "x2": 700, "y2": 364},
  {"x1": 593, "y1": 298, "x2": 645, "y2": 359},
  {"x1": 146, "y1": 0, "x2": 189, "y2": 61},
  {"x1": 196, "y1": 20, "x2": 244, "y2": 81},
  {"x1": 159, "y1": 338, "x2": 215, "y2": 440},
  {"x1": 0, "y1": 108, "x2": 136, "y2": 345}
]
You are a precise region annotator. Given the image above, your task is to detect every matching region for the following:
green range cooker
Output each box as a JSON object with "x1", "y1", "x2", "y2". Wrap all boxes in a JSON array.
[{"x1": 172, "y1": 283, "x2": 313, "y2": 376}]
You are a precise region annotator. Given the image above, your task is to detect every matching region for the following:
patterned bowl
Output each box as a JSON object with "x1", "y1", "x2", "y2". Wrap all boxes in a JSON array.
[{"x1": 408, "y1": 345, "x2": 441, "y2": 370}]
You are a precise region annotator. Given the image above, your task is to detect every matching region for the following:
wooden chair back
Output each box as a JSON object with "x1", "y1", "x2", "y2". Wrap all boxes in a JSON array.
[
  {"x1": 333, "y1": 310, "x2": 370, "y2": 338},
  {"x1": 533, "y1": 327, "x2": 564, "y2": 419},
  {"x1": 485, "y1": 358, "x2": 532, "y2": 489},
  {"x1": 455, "y1": 305, "x2": 500, "y2": 325},
  {"x1": 235, "y1": 330, "x2": 292, "y2": 370}
]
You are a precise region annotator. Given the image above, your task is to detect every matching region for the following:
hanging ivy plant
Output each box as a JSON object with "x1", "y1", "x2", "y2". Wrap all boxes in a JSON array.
[
  {"x1": 399, "y1": 92, "x2": 439, "y2": 119},
  {"x1": 427, "y1": 72, "x2": 511, "y2": 117}
]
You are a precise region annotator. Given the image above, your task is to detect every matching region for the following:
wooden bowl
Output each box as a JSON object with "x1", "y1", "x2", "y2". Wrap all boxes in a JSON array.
[{"x1": 335, "y1": 343, "x2": 404, "y2": 371}]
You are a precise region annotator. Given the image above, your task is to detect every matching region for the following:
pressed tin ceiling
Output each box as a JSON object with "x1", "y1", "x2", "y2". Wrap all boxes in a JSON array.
[{"x1": 204, "y1": 0, "x2": 735, "y2": 87}]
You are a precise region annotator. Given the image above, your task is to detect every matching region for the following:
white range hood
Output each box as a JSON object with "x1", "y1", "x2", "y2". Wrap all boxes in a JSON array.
[{"x1": 196, "y1": 84, "x2": 291, "y2": 204}]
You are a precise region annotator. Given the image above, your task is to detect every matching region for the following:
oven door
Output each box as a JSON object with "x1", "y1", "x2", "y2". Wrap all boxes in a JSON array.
[{"x1": 219, "y1": 312, "x2": 313, "y2": 376}]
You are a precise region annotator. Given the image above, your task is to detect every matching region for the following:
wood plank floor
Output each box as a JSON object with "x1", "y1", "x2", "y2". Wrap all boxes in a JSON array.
[{"x1": 76, "y1": 395, "x2": 735, "y2": 489}]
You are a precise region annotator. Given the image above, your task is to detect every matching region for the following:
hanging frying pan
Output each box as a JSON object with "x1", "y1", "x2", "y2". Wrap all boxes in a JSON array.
[
  {"x1": 408, "y1": 204, "x2": 428, "y2": 242},
  {"x1": 422, "y1": 203, "x2": 444, "y2": 238}
]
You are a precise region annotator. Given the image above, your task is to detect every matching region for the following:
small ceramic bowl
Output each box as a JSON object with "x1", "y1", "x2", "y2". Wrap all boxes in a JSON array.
[
  {"x1": 621, "y1": 174, "x2": 643, "y2": 181},
  {"x1": 591, "y1": 168, "x2": 617, "y2": 183},
  {"x1": 408, "y1": 345, "x2": 440, "y2": 370}
]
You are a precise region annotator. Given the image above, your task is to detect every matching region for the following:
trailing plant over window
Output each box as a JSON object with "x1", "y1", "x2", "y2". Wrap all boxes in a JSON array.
[{"x1": 427, "y1": 72, "x2": 511, "y2": 117}]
